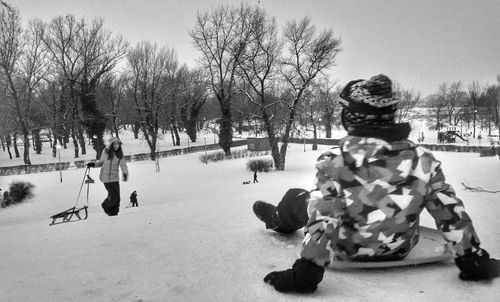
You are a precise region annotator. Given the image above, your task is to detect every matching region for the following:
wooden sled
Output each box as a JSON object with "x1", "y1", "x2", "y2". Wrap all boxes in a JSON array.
[
  {"x1": 49, "y1": 205, "x2": 89, "y2": 225},
  {"x1": 329, "y1": 226, "x2": 454, "y2": 269}
]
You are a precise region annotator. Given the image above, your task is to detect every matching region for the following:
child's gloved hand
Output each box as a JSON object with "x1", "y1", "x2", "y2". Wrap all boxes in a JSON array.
[
  {"x1": 263, "y1": 258, "x2": 324, "y2": 293},
  {"x1": 455, "y1": 249, "x2": 500, "y2": 281},
  {"x1": 87, "y1": 162, "x2": 95, "y2": 168},
  {"x1": 123, "y1": 173, "x2": 128, "y2": 182}
]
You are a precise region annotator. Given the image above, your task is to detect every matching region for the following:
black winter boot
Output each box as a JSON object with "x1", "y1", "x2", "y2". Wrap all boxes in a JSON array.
[{"x1": 253, "y1": 201, "x2": 280, "y2": 230}]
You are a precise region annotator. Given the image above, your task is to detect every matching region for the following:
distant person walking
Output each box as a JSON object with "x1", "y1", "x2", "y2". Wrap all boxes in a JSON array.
[
  {"x1": 87, "y1": 137, "x2": 129, "y2": 216},
  {"x1": 1, "y1": 190, "x2": 10, "y2": 208},
  {"x1": 253, "y1": 170, "x2": 259, "y2": 183},
  {"x1": 130, "y1": 190, "x2": 138, "y2": 207}
]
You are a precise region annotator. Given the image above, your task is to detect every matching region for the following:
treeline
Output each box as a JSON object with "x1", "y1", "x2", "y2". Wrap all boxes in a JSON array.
[
  {"x1": 424, "y1": 79, "x2": 500, "y2": 138},
  {"x1": 0, "y1": 2, "x2": 421, "y2": 170}
]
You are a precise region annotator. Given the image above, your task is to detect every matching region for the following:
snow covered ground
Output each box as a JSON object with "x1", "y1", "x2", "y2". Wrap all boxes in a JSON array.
[
  {"x1": 1, "y1": 126, "x2": 499, "y2": 301},
  {"x1": 1, "y1": 143, "x2": 499, "y2": 301}
]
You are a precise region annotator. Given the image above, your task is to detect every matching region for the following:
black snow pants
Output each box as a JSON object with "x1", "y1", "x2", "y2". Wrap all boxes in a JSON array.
[
  {"x1": 274, "y1": 188, "x2": 310, "y2": 233},
  {"x1": 102, "y1": 182, "x2": 121, "y2": 216}
]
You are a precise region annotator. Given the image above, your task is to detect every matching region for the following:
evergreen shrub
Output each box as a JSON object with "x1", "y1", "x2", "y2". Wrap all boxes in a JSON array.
[{"x1": 5, "y1": 181, "x2": 35, "y2": 206}]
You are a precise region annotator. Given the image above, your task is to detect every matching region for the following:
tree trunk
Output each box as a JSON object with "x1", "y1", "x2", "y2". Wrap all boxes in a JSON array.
[
  {"x1": 186, "y1": 118, "x2": 198, "y2": 142},
  {"x1": 277, "y1": 103, "x2": 299, "y2": 170},
  {"x1": 71, "y1": 123, "x2": 79, "y2": 158},
  {"x1": 22, "y1": 129, "x2": 31, "y2": 165},
  {"x1": 141, "y1": 123, "x2": 157, "y2": 161},
  {"x1": 312, "y1": 124, "x2": 318, "y2": 150},
  {"x1": 5, "y1": 134, "x2": 12, "y2": 159},
  {"x1": 179, "y1": 105, "x2": 188, "y2": 132},
  {"x1": 325, "y1": 122, "x2": 332, "y2": 138},
  {"x1": 262, "y1": 114, "x2": 281, "y2": 171},
  {"x1": 149, "y1": 133, "x2": 157, "y2": 160},
  {"x1": 0, "y1": 136, "x2": 4, "y2": 152},
  {"x1": 171, "y1": 121, "x2": 181, "y2": 146},
  {"x1": 63, "y1": 127, "x2": 69, "y2": 147},
  {"x1": 80, "y1": 83, "x2": 106, "y2": 158},
  {"x1": 133, "y1": 121, "x2": 140, "y2": 139},
  {"x1": 32, "y1": 129, "x2": 42, "y2": 154},
  {"x1": 237, "y1": 120, "x2": 243, "y2": 135},
  {"x1": 186, "y1": 105, "x2": 202, "y2": 142},
  {"x1": 13, "y1": 132, "x2": 20, "y2": 158},
  {"x1": 70, "y1": 108, "x2": 80, "y2": 158},
  {"x1": 77, "y1": 123, "x2": 86, "y2": 155},
  {"x1": 47, "y1": 128, "x2": 53, "y2": 148},
  {"x1": 169, "y1": 125, "x2": 175, "y2": 145},
  {"x1": 91, "y1": 133, "x2": 106, "y2": 160},
  {"x1": 473, "y1": 108, "x2": 477, "y2": 138},
  {"x1": 50, "y1": 128, "x2": 57, "y2": 157},
  {"x1": 219, "y1": 102, "x2": 233, "y2": 155}
]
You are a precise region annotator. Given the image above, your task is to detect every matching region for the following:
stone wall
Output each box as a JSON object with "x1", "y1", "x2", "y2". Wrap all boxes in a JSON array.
[
  {"x1": 0, "y1": 162, "x2": 71, "y2": 176},
  {"x1": 1, "y1": 140, "x2": 248, "y2": 176},
  {"x1": 1, "y1": 138, "x2": 496, "y2": 176}
]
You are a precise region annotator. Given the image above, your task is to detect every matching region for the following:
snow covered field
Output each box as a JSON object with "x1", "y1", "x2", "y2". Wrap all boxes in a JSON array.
[{"x1": 1, "y1": 131, "x2": 500, "y2": 301}]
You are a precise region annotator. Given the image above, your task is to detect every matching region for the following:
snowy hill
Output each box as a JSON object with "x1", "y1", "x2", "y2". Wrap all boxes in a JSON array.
[{"x1": 1, "y1": 141, "x2": 500, "y2": 301}]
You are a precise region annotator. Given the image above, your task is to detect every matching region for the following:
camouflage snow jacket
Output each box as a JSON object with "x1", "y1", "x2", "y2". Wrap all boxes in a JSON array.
[{"x1": 301, "y1": 134, "x2": 481, "y2": 267}]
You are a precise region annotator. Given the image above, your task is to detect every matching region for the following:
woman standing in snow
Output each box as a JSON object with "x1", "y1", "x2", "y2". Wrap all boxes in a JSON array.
[{"x1": 87, "y1": 137, "x2": 129, "y2": 216}]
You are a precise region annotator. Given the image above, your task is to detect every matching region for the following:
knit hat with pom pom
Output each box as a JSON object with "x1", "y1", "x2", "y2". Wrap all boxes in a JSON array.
[{"x1": 339, "y1": 74, "x2": 400, "y2": 129}]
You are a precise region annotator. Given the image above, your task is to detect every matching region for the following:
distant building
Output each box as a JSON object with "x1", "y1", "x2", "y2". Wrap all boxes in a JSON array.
[{"x1": 247, "y1": 137, "x2": 271, "y2": 151}]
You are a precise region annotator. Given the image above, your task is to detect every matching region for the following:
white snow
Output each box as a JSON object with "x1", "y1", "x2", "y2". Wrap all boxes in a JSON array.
[{"x1": 1, "y1": 129, "x2": 500, "y2": 301}]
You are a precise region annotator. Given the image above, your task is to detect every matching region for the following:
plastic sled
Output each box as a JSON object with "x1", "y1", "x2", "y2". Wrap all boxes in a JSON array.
[
  {"x1": 329, "y1": 226, "x2": 454, "y2": 269},
  {"x1": 49, "y1": 205, "x2": 89, "y2": 225}
]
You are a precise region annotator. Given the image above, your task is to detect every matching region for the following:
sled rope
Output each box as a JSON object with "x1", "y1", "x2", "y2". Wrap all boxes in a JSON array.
[{"x1": 461, "y1": 180, "x2": 500, "y2": 193}]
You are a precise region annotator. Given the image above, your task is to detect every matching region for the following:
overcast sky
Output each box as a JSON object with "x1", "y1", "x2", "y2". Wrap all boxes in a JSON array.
[{"x1": 8, "y1": 0, "x2": 500, "y2": 97}]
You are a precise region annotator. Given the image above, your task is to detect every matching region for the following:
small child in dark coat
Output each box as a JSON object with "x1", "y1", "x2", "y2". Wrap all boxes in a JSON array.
[{"x1": 130, "y1": 191, "x2": 138, "y2": 207}]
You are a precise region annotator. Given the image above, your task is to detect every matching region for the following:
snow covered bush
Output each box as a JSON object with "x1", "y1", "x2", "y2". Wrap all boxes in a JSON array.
[
  {"x1": 5, "y1": 181, "x2": 35, "y2": 206},
  {"x1": 246, "y1": 156, "x2": 274, "y2": 172},
  {"x1": 199, "y1": 150, "x2": 226, "y2": 163}
]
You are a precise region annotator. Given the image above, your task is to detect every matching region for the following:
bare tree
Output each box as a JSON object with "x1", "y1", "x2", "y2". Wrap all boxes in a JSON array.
[
  {"x1": 0, "y1": 7, "x2": 50, "y2": 164},
  {"x1": 467, "y1": 81, "x2": 481, "y2": 138},
  {"x1": 127, "y1": 41, "x2": 178, "y2": 160},
  {"x1": 394, "y1": 83, "x2": 421, "y2": 123},
  {"x1": 78, "y1": 18, "x2": 128, "y2": 157},
  {"x1": 276, "y1": 17, "x2": 341, "y2": 170},
  {"x1": 178, "y1": 66, "x2": 210, "y2": 143},
  {"x1": 313, "y1": 76, "x2": 340, "y2": 138},
  {"x1": 439, "y1": 81, "x2": 466, "y2": 126},
  {"x1": 43, "y1": 15, "x2": 128, "y2": 158},
  {"x1": 37, "y1": 78, "x2": 71, "y2": 157},
  {"x1": 235, "y1": 7, "x2": 285, "y2": 167},
  {"x1": 190, "y1": 3, "x2": 260, "y2": 155},
  {"x1": 484, "y1": 84, "x2": 500, "y2": 135},
  {"x1": 0, "y1": 77, "x2": 16, "y2": 159},
  {"x1": 98, "y1": 73, "x2": 130, "y2": 139},
  {"x1": 161, "y1": 66, "x2": 190, "y2": 146}
]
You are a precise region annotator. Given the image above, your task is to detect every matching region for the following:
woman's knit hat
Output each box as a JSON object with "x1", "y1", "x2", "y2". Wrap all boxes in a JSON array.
[
  {"x1": 107, "y1": 137, "x2": 122, "y2": 148},
  {"x1": 339, "y1": 74, "x2": 400, "y2": 129}
]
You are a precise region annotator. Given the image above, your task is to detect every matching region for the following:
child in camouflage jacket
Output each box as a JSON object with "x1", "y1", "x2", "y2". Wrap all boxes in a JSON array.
[{"x1": 262, "y1": 74, "x2": 499, "y2": 293}]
